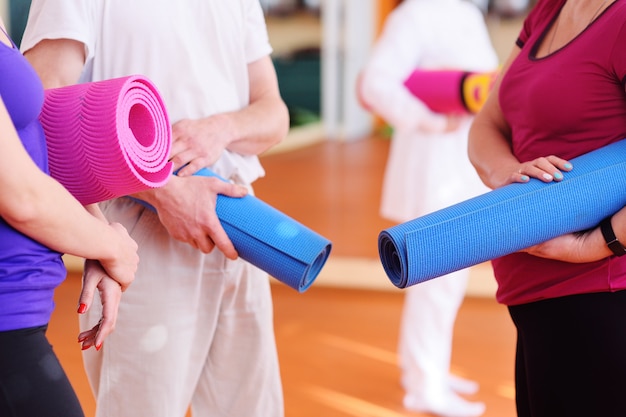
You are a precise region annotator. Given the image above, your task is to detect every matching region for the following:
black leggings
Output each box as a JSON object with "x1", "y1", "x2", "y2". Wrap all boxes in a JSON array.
[
  {"x1": 0, "y1": 325, "x2": 84, "y2": 417},
  {"x1": 508, "y1": 290, "x2": 626, "y2": 417}
]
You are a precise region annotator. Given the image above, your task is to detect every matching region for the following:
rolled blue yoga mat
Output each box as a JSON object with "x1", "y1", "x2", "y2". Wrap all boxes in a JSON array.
[
  {"x1": 379, "y1": 139, "x2": 626, "y2": 289},
  {"x1": 139, "y1": 168, "x2": 332, "y2": 292}
]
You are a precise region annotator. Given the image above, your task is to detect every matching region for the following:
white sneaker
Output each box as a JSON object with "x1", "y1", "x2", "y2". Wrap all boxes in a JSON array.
[
  {"x1": 403, "y1": 391, "x2": 486, "y2": 417},
  {"x1": 448, "y1": 375, "x2": 479, "y2": 396}
]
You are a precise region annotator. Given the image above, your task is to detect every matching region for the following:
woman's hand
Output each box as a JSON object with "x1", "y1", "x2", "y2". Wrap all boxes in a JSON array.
[
  {"x1": 76, "y1": 259, "x2": 123, "y2": 351},
  {"x1": 99, "y1": 222, "x2": 139, "y2": 291},
  {"x1": 514, "y1": 155, "x2": 573, "y2": 184},
  {"x1": 522, "y1": 225, "x2": 609, "y2": 263}
]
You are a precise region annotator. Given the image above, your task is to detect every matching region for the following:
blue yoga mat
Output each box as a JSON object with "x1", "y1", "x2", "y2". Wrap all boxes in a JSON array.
[
  {"x1": 139, "y1": 168, "x2": 332, "y2": 292},
  {"x1": 379, "y1": 139, "x2": 626, "y2": 289}
]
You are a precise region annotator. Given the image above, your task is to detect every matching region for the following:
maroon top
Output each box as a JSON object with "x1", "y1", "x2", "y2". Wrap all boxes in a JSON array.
[{"x1": 494, "y1": 0, "x2": 626, "y2": 305}]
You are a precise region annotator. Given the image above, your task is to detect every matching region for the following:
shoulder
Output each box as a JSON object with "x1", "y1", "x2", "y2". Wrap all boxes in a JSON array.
[
  {"x1": 517, "y1": 0, "x2": 564, "y2": 46},
  {"x1": 21, "y1": 0, "x2": 99, "y2": 55},
  {"x1": 524, "y1": 0, "x2": 564, "y2": 30},
  {"x1": 604, "y1": 1, "x2": 626, "y2": 23}
]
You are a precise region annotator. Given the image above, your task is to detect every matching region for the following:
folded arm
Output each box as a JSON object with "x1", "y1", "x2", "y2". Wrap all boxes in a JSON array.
[{"x1": 171, "y1": 55, "x2": 289, "y2": 176}]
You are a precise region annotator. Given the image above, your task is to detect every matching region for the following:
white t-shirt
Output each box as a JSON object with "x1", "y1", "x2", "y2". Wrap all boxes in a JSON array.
[
  {"x1": 22, "y1": 0, "x2": 272, "y2": 185},
  {"x1": 360, "y1": 0, "x2": 499, "y2": 222}
]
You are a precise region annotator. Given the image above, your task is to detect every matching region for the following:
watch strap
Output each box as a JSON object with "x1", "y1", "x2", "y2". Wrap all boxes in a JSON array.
[{"x1": 600, "y1": 216, "x2": 626, "y2": 257}]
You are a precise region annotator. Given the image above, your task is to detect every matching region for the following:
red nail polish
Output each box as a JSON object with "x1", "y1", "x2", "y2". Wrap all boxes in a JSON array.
[
  {"x1": 77, "y1": 303, "x2": 87, "y2": 314},
  {"x1": 96, "y1": 343, "x2": 103, "y2": 351}
]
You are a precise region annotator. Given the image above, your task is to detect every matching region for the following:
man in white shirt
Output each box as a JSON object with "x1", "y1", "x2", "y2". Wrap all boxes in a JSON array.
[{"x1": 22, "y1": 2, "x2": 289, "y2": 416}]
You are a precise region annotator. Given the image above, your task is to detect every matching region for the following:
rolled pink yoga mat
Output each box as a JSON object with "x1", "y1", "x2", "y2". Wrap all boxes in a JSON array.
[
  {"x1": 403, "y1": 69, "x2": 497, "y2": 114},
  {"x1": 39, "y1": 75, "x2": 173, "y2": 205}
]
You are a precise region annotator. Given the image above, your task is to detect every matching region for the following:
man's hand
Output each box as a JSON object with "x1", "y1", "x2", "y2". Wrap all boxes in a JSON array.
[
  {"x1": 150, "y1": 175, "x2": 248, "y2": 258},
  {"x1": 170, "y1": 115, "x2": 234, "y2": 177}
]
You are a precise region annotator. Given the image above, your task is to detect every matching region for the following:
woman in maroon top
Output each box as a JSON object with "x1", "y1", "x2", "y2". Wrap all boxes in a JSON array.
[{"x1": 469, "y1": 0, "x2": 626, "y2": 416}]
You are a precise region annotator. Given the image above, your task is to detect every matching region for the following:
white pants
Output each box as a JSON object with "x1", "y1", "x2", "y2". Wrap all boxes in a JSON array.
[
  {"x1": 398, "y1": 268, "x2": 470, "y2": 400},
  {"x1": 80, "y1": 198, "x2": 284, "y2": 417}
]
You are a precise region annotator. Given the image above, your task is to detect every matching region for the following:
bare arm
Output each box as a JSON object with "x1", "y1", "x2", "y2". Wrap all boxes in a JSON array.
[
  {"x1": 477, "y1": 46, "x2": 625, "y2": 263},
  {"x1": 23, "y1": 38, "x2": 86, "y2": 88},
  {"x1": 25, "y1": 38, "x2": 284, "y2": 259},
  {"x1": 134, "y1": 55, "x2": 289, "y2": 257},
  {"x1": 0, "y1": 97, "x2": 138, "y2": 285},
  {"x1": 25, "y1": 40, "x2": 107, "y2": 230},
  {"x1": 523, "y1": 213, "x2": 623, "y2": 263},
  {"x1": 22, "y1": 36, "x2": 136, "y2": 348},
  {"x1": 468, "y1": 46, "x2": 573, "y2": 189},
  {"x1": 171, "y1": 55, "x2": 289, "y2": 176},
  {"x1": 468, "y1": 47, "x2": 521, "y2": 189},
  {"x1": 226, "y1": 55, "x2": 290, "y2": 155}
]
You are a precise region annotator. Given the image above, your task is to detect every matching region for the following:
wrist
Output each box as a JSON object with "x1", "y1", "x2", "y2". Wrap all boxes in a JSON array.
[{"x1": 600, "y1": 215, "x2": 626, "y2": 257}]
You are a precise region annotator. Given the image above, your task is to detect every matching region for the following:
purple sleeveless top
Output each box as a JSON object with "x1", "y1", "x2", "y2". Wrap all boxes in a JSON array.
[{"x1": 0, "y1": 33, "x2": 67, "y2": 331}]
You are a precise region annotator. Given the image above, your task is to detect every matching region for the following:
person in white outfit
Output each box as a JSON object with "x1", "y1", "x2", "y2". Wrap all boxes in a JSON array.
[
  {"x1": 358, "y1": 1, "x2": 499, "y2": 416},
  {"x1": 21, "y1": 1, "x2": 289, "y2": 417}
]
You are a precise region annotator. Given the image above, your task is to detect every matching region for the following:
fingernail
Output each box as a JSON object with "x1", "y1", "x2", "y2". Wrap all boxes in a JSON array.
[
  {"x1": 564, "y1": 163, "x2": 573, "y2": 170},
  {"x1": 542, "y1": 173, "x2": 553, "y2": 181},
  {"x1": 521, "y1": 175, "x2": 529, "y2": 182},
  {"x1": 77, "y1": 303, "x2": 87, "y2": 314},
  {"x1": 554, "y1": 172, "x2": 563, "y2": 180},
  {"x1": 81, "y1": 344, "x2": 91, "y2": 351},
  {"x1": 96, "y1": 343, "x2": 103, "y2": 351}
]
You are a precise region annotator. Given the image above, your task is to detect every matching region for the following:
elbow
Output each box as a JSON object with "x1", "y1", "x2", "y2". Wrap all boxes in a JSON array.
[
  {"x1": 467, "y1": 128, "x2": 479, "y2": 169},
  {"x1": 1, "y1": 194, "x2": 45, "y2": 229},
  {"x1": 357, "y1": 71, "x2": 378, "y2": 112},
  {"x1": 259, "y1": 98, "x2": 290, "y2": 152},
  {"x1": 275, "y1": 100, "x2": 290, "y2": 145},
  {"x1": 467, "y1": 125, "x2": 491, "y2": 188}
]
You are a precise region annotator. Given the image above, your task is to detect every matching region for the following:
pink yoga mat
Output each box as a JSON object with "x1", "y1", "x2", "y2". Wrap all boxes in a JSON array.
[
  {"x1": 39, "y1": 75, "x2": 173, "y2": 205},
  {"x1": 403, "y1": 69, "x2": 497, "y2": 114}
]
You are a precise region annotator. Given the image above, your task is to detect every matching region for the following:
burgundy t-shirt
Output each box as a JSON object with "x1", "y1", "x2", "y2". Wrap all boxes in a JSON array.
[{"x1": 494, "y1": 0, "x2": 626, "y2": 305}]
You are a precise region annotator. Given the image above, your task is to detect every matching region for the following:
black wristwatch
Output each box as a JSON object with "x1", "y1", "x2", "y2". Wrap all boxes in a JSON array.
[{"x1": 600, "y1": 216, "x2": 626, "y2": 257}]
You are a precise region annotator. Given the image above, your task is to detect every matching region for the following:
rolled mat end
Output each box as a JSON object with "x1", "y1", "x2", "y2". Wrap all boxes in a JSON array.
[
  {"x1": 133, "y1": 167, "x2": 333, "y2": 292},
  {"x1": 40, "y1": 75, "x2": 173, "y2": 205},
  {"x1": 196, "y1": 168, "x2": 332, "y2": 292},
  {"x1": 379, "y1": 139, "x2": 626, "y2": 288}
]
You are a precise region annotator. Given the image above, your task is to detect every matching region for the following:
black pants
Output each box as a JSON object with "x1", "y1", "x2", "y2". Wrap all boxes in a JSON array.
[
  {"x1": 0, "y1": 325, "x2": 84, "y2": 417},
  {"x1": 508, "y1": 290, "x2": 626, "y2": 417}
]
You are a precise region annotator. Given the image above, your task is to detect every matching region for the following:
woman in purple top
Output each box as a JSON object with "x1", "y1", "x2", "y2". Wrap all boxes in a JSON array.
[
  {"x1": 469, "y1": 0, "x2": 626, "y2": 416},
  {"x1": 0, "y1": 18, "x2": 139, "y2": 417}
]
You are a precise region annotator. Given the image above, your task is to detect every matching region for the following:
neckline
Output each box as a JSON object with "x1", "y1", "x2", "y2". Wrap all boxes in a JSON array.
[{"x1": 533, "y1": 0, "x2": 616, "y2": 60}]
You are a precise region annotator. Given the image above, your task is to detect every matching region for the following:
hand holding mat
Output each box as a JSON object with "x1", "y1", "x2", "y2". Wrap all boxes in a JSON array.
[
  {"x1": 194, "y1": 168, "x2": 332, "y2": 292},
  {"x1": 379, "y1": 139, "x2": 626, "y2": 289},
  {"x1": 403, "y1": 69, "x2": 497, "y2": 115},
  {"x1": 137, "y1": 168, "x2": 332, "y2": 292},
  {"x1": 39, "y1": 75, "x2": 173, "y2": 205}
]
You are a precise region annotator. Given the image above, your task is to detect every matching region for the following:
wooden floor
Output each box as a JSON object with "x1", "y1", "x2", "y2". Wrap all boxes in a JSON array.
[{"x1": 48, "y1": 135, "x2": 518, "y2": 417}]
